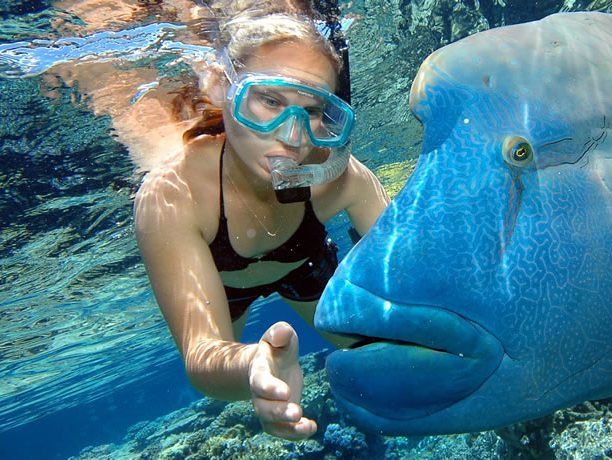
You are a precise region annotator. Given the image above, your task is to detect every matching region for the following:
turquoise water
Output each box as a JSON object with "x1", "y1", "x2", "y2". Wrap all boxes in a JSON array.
[{"x1": 1, "y1": 1, "x2": 611, "y2": 459}]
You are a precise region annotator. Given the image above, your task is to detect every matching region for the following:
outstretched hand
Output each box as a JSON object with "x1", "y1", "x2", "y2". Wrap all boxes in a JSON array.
[{"x1": 248, "y1": 321, "x2": 317, "y2": 440}]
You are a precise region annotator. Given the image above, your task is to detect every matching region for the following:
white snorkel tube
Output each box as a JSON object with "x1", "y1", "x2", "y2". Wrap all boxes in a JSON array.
[{"x1": 268, "y1": 143, "x2": 351, "y2": 203}]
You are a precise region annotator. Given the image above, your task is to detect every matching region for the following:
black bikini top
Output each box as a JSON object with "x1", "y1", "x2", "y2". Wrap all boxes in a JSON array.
[{"x1": 208, "y1": 146, "x2": 329, "y2": 272}]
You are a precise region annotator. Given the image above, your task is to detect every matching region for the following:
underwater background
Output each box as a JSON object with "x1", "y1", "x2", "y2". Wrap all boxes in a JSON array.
[{"x1": 1, "y1": 1, "x2": 611, "y2": 459}]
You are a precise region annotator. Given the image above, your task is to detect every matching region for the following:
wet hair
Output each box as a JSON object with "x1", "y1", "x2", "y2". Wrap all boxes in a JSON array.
[
  {"x1": 181, "y1": 0, "x2": 343, "y2": 142},
  {"x1": 211, "y1": 1, "x2": 341, "y2": 72}
]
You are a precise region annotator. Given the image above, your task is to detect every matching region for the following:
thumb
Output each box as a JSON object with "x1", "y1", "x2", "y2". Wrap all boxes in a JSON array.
[{"x1": 263, "y1": 322, "x2": 298, "y2": 353}]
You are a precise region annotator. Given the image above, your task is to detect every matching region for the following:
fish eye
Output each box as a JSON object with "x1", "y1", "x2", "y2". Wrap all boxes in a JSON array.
[{"x1": 502, "y1": 136, "x2": 534, "y2": 167}]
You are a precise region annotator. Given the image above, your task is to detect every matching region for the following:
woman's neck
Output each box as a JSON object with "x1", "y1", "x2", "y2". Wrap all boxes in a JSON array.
[{"x1": 223, "y1": 142, "x2": 277, "y2": 203}]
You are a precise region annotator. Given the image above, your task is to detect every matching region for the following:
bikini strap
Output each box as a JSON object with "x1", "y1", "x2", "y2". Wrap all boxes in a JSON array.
[
  {"x1": 218, "y1": 141, "x2": 227, "y2": 221},
  {"x1": 304, "y1": 198, "x2": 315, "y2": 216}
]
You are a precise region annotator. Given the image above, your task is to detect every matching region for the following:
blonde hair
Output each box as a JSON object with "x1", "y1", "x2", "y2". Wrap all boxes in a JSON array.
[
  {"x1": 182, "y1": 0, "x2": 343, "y2": 142},
  {"x1": 212, "y1": 3, "x2": 341, "y2": 73}
]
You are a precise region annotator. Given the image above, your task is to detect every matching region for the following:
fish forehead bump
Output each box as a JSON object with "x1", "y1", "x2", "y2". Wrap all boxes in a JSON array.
[{"x1": 410, "y1": 12, "x2": 612, "y2": 124}]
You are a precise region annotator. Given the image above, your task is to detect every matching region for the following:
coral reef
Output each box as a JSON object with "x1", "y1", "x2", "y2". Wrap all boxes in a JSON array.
[
  {"x1": 549, "y1": 400, "x2": 612, "y2": 459},
  {"x1": 374, "y1": 159, "x2": 418, "y2": 199},
  {"x1": 69, "y1": 350, "x2": 612, "y2": 460},
  {"x1": 324, "y1": 423, "x2": 368, "y2": 459}
]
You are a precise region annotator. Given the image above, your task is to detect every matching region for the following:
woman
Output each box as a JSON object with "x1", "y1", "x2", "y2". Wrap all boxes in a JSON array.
[{"x1": 134, "y1": 4, "x2": 389, "y2": 440}]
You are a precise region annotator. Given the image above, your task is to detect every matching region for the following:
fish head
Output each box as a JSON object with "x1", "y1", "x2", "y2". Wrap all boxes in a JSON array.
[{"x1": 315, "y1": 12, "x2": 612, "y2": 435}]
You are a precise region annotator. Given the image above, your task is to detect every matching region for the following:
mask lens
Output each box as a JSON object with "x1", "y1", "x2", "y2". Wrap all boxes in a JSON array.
[
  {"x1": 242, "y1": 86, "x2": 287, "y2": 123},
  {"x1": 231, "y1": 76, "x2": 354, "y2": 147}
]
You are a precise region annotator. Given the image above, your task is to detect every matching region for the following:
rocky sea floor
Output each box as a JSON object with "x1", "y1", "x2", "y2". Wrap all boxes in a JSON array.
[{"x1": 69, "y1": 351, "x2": 612, "y2": 460}]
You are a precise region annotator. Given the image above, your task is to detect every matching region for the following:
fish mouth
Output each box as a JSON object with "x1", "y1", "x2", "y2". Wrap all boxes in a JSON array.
[{"x1": 315, "y1": 279, "x2": 504, "y2": 428}]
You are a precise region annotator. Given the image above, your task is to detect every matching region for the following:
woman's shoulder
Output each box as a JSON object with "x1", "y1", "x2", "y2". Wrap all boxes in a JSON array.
[
  {"x1": 135, "y1": 153, "x2": 188, "y2": 206},
  {"x1": 134, "y1": 135, "x2": 224, "y2": 225},
  {"x1": 312, "y1": 154, "x2": 389, "y2": 222},
  {"x1": 317, "y1": 155, "x2": 375, "y2": 196},
  {"x1": 310, "y1": 155, "x2": 366, "y2": 217},
  {"x1": 133, "y1": 156, "x2": 193, "y2": 236},
  {"x1": 181, "y1": 134, "x2": 225, "y2": 202},
  {"x1": 138, "y1": 135, "x2": 223, "y2": 195},
  {"x1": 183, "y1": 134, "x2": 225, "y2": 163}
]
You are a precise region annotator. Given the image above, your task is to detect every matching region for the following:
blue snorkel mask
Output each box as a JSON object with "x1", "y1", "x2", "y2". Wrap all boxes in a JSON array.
[
  {"x1": 219, "y1": 19, "x2": 354, "y2": 203},
  {"x1": 226, "y1": 73, "x2": 354, "y2": 148}
]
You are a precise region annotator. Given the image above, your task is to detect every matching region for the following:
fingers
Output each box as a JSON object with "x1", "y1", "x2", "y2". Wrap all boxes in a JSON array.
[
  {"x1": 249, "y1": 366, "x2": 290, "y2": 401},
  {"x1": 254, "y1": 398, "x2": 316, "y2": 440},
  {"x1": 251, "y1": 381, "x2": 317, "y2": 440},
  {"x1": 260, "y1": 417, "x2": 317, "y2": 441},
  {"x1": 250, "y1": 322, "x2": 315, "y2": 440},
  {"x1": 253, "y1": 398, "x2": 302, "y2": 423}
]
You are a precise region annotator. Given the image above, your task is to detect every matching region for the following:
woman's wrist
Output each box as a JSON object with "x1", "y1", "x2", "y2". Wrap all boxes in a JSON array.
[{"x1": 184, "y1": 338, "x2": 258, "y2": 401}]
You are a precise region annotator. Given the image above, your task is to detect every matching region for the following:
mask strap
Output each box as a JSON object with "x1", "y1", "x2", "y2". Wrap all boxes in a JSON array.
[
  {"x1": 333, "y1": 39, "x2": 351, "y2": 105},
  {"x1": 326, "y1": 18, "x2": 351, "y2": 104},
  {"x1": 218, "y1": 48, "x2": 238, "y2": 83},
  {"x1": 314, "y1": 1, "x2": 352, "y2": 104}
]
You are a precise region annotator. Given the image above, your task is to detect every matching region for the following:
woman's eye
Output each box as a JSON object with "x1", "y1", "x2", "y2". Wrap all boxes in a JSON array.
[
  {"x1": 306, "y1": 106, "x2": 323, "y2": 118},
  {"x1": 259, "y1": 94, "x2": 281, "y2": 108}
]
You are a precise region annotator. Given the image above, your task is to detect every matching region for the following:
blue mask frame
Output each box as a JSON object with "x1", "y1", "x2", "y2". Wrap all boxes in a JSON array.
[{"x1": 227, "y1": 73, "x2": 355, "y2": 148}]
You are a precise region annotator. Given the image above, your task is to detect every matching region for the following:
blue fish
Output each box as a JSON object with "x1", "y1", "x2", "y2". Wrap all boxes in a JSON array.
[{"x1": 315, "y1": 12, "x2": 612, "y2": 435}]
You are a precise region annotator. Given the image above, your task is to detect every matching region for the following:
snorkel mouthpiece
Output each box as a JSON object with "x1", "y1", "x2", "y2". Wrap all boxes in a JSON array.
[
  {"x1": 268, "y1": 144, "x2": 351, "y2": 203},
  {"x1": 269, "y1": 156, "x2": 311, "y2": 203}
]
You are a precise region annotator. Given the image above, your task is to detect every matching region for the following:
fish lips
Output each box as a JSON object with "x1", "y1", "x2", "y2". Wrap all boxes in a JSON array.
[{"x1": 315, "y1": 279, "x2": 504, "y2": 430}]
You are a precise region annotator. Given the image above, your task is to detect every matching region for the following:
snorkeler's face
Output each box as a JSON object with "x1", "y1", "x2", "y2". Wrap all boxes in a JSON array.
[{"x1": 222, "y1": 41, "x2": 337, "y2": 182}]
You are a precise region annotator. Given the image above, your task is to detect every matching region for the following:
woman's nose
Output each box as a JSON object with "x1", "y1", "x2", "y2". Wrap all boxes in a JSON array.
[{"x1": 275, "y1": 115, "x2": 307, "y2": 147}]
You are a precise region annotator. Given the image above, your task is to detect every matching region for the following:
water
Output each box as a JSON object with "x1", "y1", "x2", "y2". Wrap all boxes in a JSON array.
[{"x1": 1, "y1": 1, "x2": 610, "y2": 459}]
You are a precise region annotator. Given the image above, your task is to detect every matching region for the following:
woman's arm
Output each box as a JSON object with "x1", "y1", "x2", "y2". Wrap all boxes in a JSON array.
[
  {"x1": 134, "y1": 166, "x2": 256, "y2": 399},
  {"x1": 342, "y1": 156, "x2": 390, "y2": 235},
  {"x1": 134, "y1": 166, "x2": 316, "y2": 438}
]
